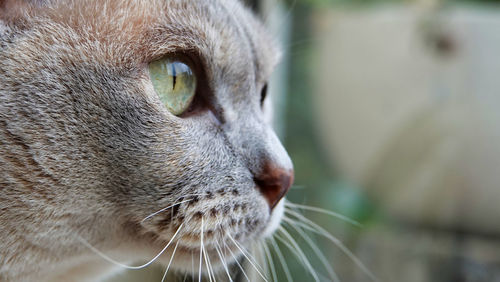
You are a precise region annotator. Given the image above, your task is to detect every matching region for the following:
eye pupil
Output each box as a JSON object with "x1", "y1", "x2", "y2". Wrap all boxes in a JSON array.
[{"x1": 171, "y1": 63, "x2": 177, "y2": 90}]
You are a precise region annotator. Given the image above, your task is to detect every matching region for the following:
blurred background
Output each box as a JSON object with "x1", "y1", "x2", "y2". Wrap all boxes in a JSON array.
[
  {"x1": 111, "y1": 0, "x2": 500, "y2": 281},
  {"x1": 268, "y1": 0, "x2": 500, "y2": 281}
]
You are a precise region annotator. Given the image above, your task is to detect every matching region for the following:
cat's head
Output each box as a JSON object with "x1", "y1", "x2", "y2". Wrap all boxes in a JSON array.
[{"x1": 0, "y1": 0, "x2": 292, "y2": 276}]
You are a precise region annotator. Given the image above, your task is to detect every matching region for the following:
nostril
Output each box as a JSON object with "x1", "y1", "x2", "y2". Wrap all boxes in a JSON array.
[{"x1": 254, "y1": 167, "x2": 294, "y2": 210}]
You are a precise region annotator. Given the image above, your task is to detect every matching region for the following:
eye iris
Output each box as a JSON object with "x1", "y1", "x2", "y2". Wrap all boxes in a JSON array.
[{"x1": 149, "y1": 59, "x2": 196, "y2": 115}]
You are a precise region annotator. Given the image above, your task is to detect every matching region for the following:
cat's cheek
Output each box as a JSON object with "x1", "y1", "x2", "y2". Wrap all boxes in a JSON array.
[{"x1": 261, "y1": 199, "x2": 285, "y2": 238}]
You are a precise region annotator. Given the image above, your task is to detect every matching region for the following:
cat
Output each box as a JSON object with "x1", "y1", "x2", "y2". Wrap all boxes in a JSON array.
[{"x1": 0, "y1": 0, "x2": 295, "y2": 281}]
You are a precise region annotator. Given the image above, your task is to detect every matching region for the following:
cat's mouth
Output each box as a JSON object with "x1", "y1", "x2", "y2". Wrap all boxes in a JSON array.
[
  {"x1": 136, "y1": 187, "x2": 286, "y2": 274},
  {"x1": 142, "y1": 198, "x2": 286, "y2": 272},
  {"x1": 155, "y1": 211, "x2": 266, "y2": 252},
  {"x1": 143, "y1": 190, "x2": 271, "y2": 239}
]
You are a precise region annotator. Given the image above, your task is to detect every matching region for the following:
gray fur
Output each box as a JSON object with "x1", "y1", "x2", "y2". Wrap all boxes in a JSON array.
[{"x1": 0, "y1": 0, "x2": 292, "y2": 281}]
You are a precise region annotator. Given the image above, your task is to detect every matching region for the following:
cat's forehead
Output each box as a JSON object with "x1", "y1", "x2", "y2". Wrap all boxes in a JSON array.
[{"x1": 32, "y1": 0, "x2": 279, "y2": 84}]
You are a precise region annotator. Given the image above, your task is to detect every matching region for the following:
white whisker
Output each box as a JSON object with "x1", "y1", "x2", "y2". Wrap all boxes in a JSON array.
[
  {"x1": 277, "y1": 226, "x2": 320, "y2": 282},
  {"x1": 202, "y1": 226, "x2": 214, "y2": 282},
  {"x1": 76, "y1": 223, "x2": 183, "y2": 270},
  {"x1": 285, "y1": 200, "x2": 361, "y2": 227},
  {"x1": 254, "y1": 242, "x2": 269, "y2": 281},
  {"x1": 228, "y1": 234, "x2": 267, "y2": 270},
  {"x1": 285, "y1": 209, "x2": 378, "y2": 281},
  {"x1": 224, "y1": 239, "x2": 250, "y2": 282},
  {"x1": 227, "y1": 232, "x2": 268, "y2": 282},
  {"x1": 282, "y1": 217, "x2": 340, "y2": 282},
  {"x1": 239, "y1": 242, "x2": 267, "y2": 276},
  {"x1": 199, "y1": 217, "x2": 204, "y2": 282},
  {"x1": 215, "y1": 241, "x2": 233, "y2": 282},
  {"x1": 141, "y1": 199, "x2": 194, "y2": 222},
  {"x1": 262, "y1": 241, "x2": 278, "y2": 282},
  {"x1": 161, "y1": 240, "x2": 180, "y2": 282},
  {"x1": 206, "y1": 244, "x2": 217, "y2": 282},
  {"x1": 269, "y1": 236, "x2": 293, "y2": 282}
]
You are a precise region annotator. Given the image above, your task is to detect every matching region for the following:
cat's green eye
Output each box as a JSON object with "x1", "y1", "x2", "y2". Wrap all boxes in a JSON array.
[{"x1": 149, "y1": 58, "x2": 197, "y2": 115}]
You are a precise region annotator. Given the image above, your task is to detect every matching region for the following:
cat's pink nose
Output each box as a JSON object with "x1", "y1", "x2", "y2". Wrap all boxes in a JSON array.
[{"x1": 254, "y1": 164, "x2": 294, "y2": 210}]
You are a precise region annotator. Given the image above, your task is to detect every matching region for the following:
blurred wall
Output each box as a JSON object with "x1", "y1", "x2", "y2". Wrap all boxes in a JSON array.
[{"x1": 312, "y1": 3, "x2": 500, "y2": 235}]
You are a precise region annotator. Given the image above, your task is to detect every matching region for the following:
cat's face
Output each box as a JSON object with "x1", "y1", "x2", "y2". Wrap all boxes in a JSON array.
[{"x1": 0, "y1": 0, "x2": 292, "y2": 278}]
